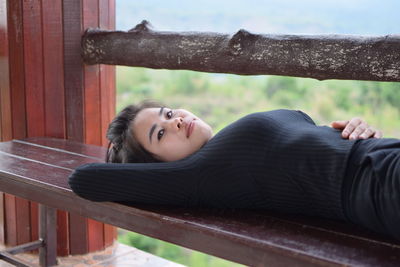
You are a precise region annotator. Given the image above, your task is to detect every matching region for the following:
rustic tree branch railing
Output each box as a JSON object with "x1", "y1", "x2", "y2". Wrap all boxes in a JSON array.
[{"x1": 82, "y1": 20, "x2": 400, "y2": 82}]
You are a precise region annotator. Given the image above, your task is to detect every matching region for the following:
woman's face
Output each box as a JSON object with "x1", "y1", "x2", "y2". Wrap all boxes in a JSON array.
[{"x1": 132, "y1": 107, "x2": 213, "y2": 162}]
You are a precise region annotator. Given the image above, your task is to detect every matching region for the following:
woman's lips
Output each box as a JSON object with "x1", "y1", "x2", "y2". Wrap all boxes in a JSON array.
[{"x1": 186, "y1": 120, "x2": 195, "y2": 138}]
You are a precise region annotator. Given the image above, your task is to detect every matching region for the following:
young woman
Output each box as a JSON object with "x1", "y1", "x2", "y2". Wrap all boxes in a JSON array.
[{"x1": 69, "y1": 100, "x2": 399, "y2": 241}]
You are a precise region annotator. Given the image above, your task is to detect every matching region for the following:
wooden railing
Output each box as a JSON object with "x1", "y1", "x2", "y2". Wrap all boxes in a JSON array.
[{"x1": 82, "y1": 20, "x2": 400, "y2": 82}]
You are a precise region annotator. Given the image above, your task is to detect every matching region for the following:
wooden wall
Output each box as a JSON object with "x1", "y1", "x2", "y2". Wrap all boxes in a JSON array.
[{"x1": 0, "y1": 0, "x2": 116, "y2": 255}]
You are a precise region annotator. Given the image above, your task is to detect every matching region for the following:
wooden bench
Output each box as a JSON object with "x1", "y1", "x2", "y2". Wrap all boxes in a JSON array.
[{"x1": 0, "y1": 137, "x2": 400, "y2": 267}]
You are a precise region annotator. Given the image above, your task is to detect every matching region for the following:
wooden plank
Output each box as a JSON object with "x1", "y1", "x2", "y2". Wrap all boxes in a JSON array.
[
  {"x1": 83, "y1": 0, "x2": 101, "y2": 146},
  {"x1": 7, "y1": 0, "x2": 26, "y2": 140},
  {"x1": 42, "y1": 0, "x2": 65, "y2": 139},
  {"x1": 109, "y1": 0, "x2": 115, "y2": 30},
  {"x1": 68, "y1": 214, "x2": 88, "y2": 255},
  {"x1": 63, "y1": 0, "x2": 84, "y2": 142},
  {"x1": 87, "y1": 218, "x2": 104, "y2": 251},
  {"x1": 18, "y1": 137, "x2": 106, "y2": 160},
  {"x1": 57, "y1": 210, "x2": 69, "y2": 256},
  {"x1": 23, "y1": 0, "x2": 45, "y2": 137},
  {"x1": 0, "y1": 141, "x2": 101, "y2": 169},
  {"x1": 84, "y1": 63, "x2": 102, "y2": 146},
  {"x1": 0, "y1": 0, "x2": 12, "y2": 142},
  {"x1": 0, "y1": 0, "x2": 10, "y2": 245},
  {"x1": 99, "y1": 63, "x2": 108, "y2": 147},
  {"x1": 108, "y1": 63, "x2": 116, "y2": 129},
  {"x1": 15, "y1": 197, "x2": 30, "y2": 245},
  {"x1": 0, "y1": 154, "x2": 71, "y2": 189},
  {"x1": 4, "y1": 194, "x2": 16, "y2": 246},
  {"x1": 104, "y1": 223, "x2": 116, "y2": 247}
]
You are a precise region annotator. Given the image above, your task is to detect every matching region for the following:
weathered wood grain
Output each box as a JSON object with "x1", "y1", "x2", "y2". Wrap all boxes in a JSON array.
[
  {"x1": 63, "y1": 0, "x2": 84, "y2": 143},
  {"x1": 0, "y1": 0, "x2": 10, "y2": 244},
  {"x1": 42, "y1": 0, "x2": 66, "y2": 139},
  {"x1": 0, "y1": 0, "x2": 12, "y2": 143},
  {"x1": 82, "y1": 20, "x2": 400, "y2": 82},
  {"x1": 23, "y1": 0, "x2": 45, "y2": 137},
  {"x1": 17, "y1": 137, "x2": 107, "y2": 160},
  {"x1": 7, "y1": 0, "x2": 26, "y2": 140}
]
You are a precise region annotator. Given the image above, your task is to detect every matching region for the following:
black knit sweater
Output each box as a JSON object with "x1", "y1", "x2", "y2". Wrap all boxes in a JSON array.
[{"x1": 69, "y1": 109, "x2": 357, "y2": 221}]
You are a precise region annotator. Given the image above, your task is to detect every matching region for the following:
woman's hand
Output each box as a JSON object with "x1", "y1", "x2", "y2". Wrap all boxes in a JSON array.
[{"x1": 331, "y1": 117, "x2": 383, "y2": 140}]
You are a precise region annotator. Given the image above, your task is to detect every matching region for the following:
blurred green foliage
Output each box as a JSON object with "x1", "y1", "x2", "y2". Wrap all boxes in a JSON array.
[
  {"x1": 116, "y1": 66, "x2": 400, "y2": 266},
  {"x1": 118, "y1": 230, "x2": 244, "y2": 267},
  {"x1": 117, "y1": 66, "x2": 400, "y2": 137}
]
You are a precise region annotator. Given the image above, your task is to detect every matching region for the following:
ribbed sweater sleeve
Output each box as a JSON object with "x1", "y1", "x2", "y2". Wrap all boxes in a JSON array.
[
  {"x1": 69, "y1": 160, "x2": 200, "y2": 207},
  {"x1": 69, "y1": 109, "x2": 356, "y2": 220}
]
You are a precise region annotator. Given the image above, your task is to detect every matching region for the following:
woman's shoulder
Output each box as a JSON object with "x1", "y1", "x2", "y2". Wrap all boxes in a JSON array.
[
  {"x1": 238, "y1": 109, "x2": 315, "y2": 125},
  {"x1": 209, "y1": 109, "x2": 315, "y2": 143}
]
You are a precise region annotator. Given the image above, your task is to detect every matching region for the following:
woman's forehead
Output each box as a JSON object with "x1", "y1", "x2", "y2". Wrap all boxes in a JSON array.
[
  {"x1": 135, "y1": 108, "x2": 161, "y2": 128},
  {"x1": 131, "y1": 108, "x2": 159, "y2": 147}
]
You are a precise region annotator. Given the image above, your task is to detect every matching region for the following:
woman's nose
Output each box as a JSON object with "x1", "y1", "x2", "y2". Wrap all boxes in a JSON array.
[{"x1": 167, "y1": 117, "x2": 183, "y2": 131}]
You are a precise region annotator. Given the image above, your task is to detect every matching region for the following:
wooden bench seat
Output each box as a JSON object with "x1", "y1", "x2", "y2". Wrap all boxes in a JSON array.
[{"x1": 0, "y1": 137, "x2": 399, "y2": 267}]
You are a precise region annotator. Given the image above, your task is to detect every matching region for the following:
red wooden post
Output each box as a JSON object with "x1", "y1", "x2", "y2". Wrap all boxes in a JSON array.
[
  {"x1": 0, "y1": 0, "x2": 10, "y2": 246},
  {"x1": 0, "y1": 0, "x2": 116, "y2": 256}
]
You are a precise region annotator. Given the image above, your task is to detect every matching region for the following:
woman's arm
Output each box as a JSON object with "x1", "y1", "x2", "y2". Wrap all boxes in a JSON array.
[
  {"x1": 68, "y1": 162, "x2": 199, "y2": 206},
  {"x1": 331, "y1": 117, "x2": 383, "y2": 140}
]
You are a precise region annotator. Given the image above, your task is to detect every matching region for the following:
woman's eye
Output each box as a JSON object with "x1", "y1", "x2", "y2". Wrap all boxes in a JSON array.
[
  {"x1": 166, "y1": 110, "x2": 173, "y2": 119},
  {"x1": 157, "y1": 129, "x2": 164, "y2": 140}
]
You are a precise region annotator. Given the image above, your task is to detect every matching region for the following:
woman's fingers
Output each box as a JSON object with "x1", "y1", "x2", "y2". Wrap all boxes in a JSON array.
[
  {"x1": 373, "y1": 130, "x2": 383, "y2": 138},
  {"x1": 341, "y1": 117, "x2": 362, "y2": 139},
  {"x1": 330, "y1": 120, "x2": 349, "y2": 130},
  {"x1": 359, "y1": 127, "x2": 374, "y2": 139},
  {"x1": 333, "y1": 117, "x2": 383, "y2": 139},
  {"x1": 348, "y1": 121, "x2": 367, "y2": 140}
]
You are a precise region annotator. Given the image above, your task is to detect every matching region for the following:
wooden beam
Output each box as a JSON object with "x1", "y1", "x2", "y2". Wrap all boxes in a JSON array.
[{"x1": 82, "y1": 20, "x2": 400, "y2": 82}]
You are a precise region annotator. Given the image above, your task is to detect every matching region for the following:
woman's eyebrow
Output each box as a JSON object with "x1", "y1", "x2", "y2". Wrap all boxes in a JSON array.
[{"x1": 149, "y1": 107, "x2": 165, "y2": 143}]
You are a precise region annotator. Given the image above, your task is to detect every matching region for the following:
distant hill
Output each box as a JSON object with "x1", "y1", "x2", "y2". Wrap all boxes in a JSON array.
[{"x1": 117, "y1": 0, "x2": 399, "y2": 35}]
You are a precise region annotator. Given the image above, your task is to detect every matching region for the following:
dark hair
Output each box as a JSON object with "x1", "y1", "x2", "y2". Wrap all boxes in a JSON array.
[{"x1": 106, "y1": 100, "x2": 163, "y2": 163}]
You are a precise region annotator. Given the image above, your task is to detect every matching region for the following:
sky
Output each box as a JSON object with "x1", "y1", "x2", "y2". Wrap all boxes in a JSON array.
[{"x1": 116, "y1": 0, "x2": 399, "y2": 35}]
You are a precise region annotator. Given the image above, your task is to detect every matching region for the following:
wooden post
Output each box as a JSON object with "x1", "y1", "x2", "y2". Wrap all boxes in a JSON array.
[
  {"x1": 0, "y1": 0, "x2": 10, "y2": 246},
  {"x1": 0, "y1": 0, "x2": 116, "y2": 256},
  {"x1": 39, "y1": 205, "x2": 57, "y2": 266}
]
